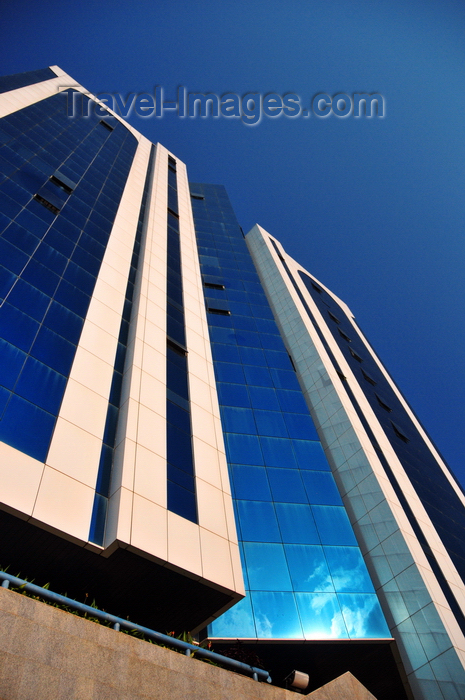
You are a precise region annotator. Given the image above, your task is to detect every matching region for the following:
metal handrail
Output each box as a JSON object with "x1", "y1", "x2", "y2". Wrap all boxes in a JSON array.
[{"x1": 0, "y1": 571, "x2": 271, "y2": 683}]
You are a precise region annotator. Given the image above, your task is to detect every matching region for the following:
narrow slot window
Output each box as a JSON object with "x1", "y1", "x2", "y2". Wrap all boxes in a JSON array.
[
  {"x1": 33, "y1": 194, "x2": 60, "y2": 215},
  {"x1": 349, "y1": 347, "x2": 363, "y2": 363},
  {"x1": 328, "y1": 311, "x2": 341, "y2": 324},
  {"x1": 50, "y1": 173, "x2": 75, "y2": 194},
  {"x1": 99, "y1": 120, "x2": 114, "y2": 131},
  {"x1": 208, "y1": 307, "x2": 231, "y2": 315},
  {"x1": 204, "y1": 282, "x2": 225, "y2": 290},
  {"x1": 167, "y1": 337, "x2": 187, "y2": 356},
  {"x1": 338, "y1": 328, "x2": 351, "y2": 342},
  {"x1": 362, "y1": 369, "x2": 377, "y2": 386},
  {"x1": 391, "y1": 421, "x2": 409, "y2": 443},
  {"x1": 376, "y1": 394, "x2": 392, "y2": 412}
]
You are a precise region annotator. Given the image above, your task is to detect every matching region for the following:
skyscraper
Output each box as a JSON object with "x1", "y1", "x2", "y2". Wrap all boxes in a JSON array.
[{"x1": 0, "y1": 67, "x2": 464, "y2": 700}]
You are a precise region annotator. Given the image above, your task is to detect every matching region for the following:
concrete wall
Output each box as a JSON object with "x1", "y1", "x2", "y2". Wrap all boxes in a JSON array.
[{"x1": 0, "y1": 588, "x2": 376, "y2": 700}]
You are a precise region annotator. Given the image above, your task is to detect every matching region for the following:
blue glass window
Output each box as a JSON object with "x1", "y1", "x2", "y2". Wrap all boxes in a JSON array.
[
  {"x1": 270, "y1": 368, "x2": 301, "y2": 390},
  {"x1": 217, "y1": 382, "x2": 250, "y2": 408},
  {"x1": 243, "y1": 364, "x2": 273, "y2": 388},
  {"x1": 214, "y1": 362, "x2": 245, "y2": 384},
  {"x1": 239, "y1": 346, "x2": 265, "y2": 366},
  {"x1": 248, "y1": 386, "x2": 280, "y2": 411},
  {"x1": 275, "y1": 503, "x2": 320, "y2": 544},
  {"x1": 265, "y1": 350, "x2": 292, "y2": 370},
  {"x1": 276, "y1": 389, "x2": 309, "y2": 414},
  {"x1": 167, "y1": 481, "x2": 197, "y2": 522},
  {"x1": 285, "y1": 544, "x2": 334, "y2": 592},
  {"x1": 251, "y1": 591, "x2": 303, "y2": 638},
  {"x1": 0, "y1": 394, "x2": 55, "y2": 462},
  {"x1": 324, "y1": 546, "x2": 375, "y2": 593},
  {"x1": 0, "y1": 265, "x2": 16, "y2": 300},
  {"x1": 337, "y1": 593, "x2": 391, "y2": 638},
  {"x1": 0, "y1": 303, "x2": 39, "y2": 352},
  {"x1": 267, "y1": 468, "x2": 308, "y2": 503},
  {"x1": 209, "y1": 596, "x2": 256, "y2": 638},
  {"x1": 236, "y1": 500, "x2": 280, "y2": 542},
  {"x1": 292, "y1": 440, "x2": 331, "y2": 471},
  {"x1": 301, "y1": 471, "x2": 343, "y2": 505},
  {"x1": 260, "y1": 436, "x2": 297, "y2": 468},
  {"x1": 284, "y1": 413, "x2": 319, "y2": 440},
  {"x1": 30, "y1": 326, "x2": 75, "y2": 375},
  {"x1": 14, "y1": 357, "x2": 66, "y2": 414},
  {"x1": 312, "y1": 505, "x2": 358, "y2": 546},
  {"x1": 221, "y1": 406, "x2": 257, "y2": 434},
  {"x1": 231, "y1": 465, "x2": 272, "y2": 501},
  {"x1": 225, "y1": 433, "x2": 264, "y2": 465},
  {"x1": 0, "y1": 339, "x2": 26, "y2": 390},
  {"x1": 244, "y1": 542, "x2": 292, "y2": 591},
  {"x1": 211, "y1": 343, "x2": 241, "y2": 363},
  {"x1": 295, "y1": 592, "x2": 348, "y2": 639},
  {"x1": 7, "y1": 278, "x2": 50, "y2": 321},
  {"x1": 253, "y1": 409, "x2": 288, "y2": 438}
]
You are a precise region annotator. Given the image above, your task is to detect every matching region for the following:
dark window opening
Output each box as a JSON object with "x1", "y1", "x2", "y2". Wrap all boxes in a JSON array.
[
  {"x1": 204, "y1": 282, "x2": 225, "y2": 290},
  {"x1": 33, "y1": 194, "x2": 60, "y2": 215},
  {"x1": 208, "y1": 307, "x2": 231, "y2": 316},
  {"x1": 191, "y1": 193, "x2": 205, "y2": 200},
  {"x1": 336, "y1": 370, "x2": 347, "y2": 382},
  {"x1": 311, "y1": 282, "x2": 323, "y2": 294},
  {"x1": 328, "y1": 311, "x2": 341, "y2": 324},
  {"x1": 349, "y1": 347, "x2": 363, "y2": 363},
  {"x1": 288, "y1": 353, "x2": 296, "y2": 372},
  {"x1": 391, "y1": 421, "x2": 409, "y2": 443},
  {"x1": 50, "y1": 175, "x2": 74, "y2": 195},
  {"x1": 376, "y1": 394, "x2": 392, "y2": 412},
  {"x1": 338, "y1": 328, "x2": 351, "y2": 342},
  {"x1": 167, "y1": 207, "x2": 179, "y2": 219},
  {"x1": 362, "y1": 369, "x2": 377, "y2": 386},
  {"x1": 99, "y1": 120, "x2": 114, "y2": 131},
  {"x1": 167, "y1": 338, "x2": 187, "y2": 356}
]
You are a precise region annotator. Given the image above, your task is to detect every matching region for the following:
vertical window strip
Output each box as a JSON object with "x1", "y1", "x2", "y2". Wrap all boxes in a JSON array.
[
  {"x1": 166, "y1": 158, "x2": 197, "y2": 523},
  {"x1": 88, "y1": 144, "x2": 155, "y2": 545}
]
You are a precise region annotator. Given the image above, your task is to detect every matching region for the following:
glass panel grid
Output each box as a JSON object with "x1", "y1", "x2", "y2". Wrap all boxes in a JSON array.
[{"x1": 190, "y1": 183, "x2": 388, "y2": 641}]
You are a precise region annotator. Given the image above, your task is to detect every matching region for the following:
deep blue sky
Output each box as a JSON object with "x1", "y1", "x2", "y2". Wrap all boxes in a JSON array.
[{"x1": 2, "y1": 0, "x2": 465, "y2": 483}]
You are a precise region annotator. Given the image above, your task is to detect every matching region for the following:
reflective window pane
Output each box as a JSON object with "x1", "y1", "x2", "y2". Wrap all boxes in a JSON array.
[
  {"x1": 221, "y1": 406, "x2": 256, "y2": 434},
  {"x1": 337, "y1": 593, "x2": 391, "y2": 638},
  {"x1": 312, "y1": 506, "x2": 358, "y2": 546},
  {"x1": 208, "y1": 595, "x2": 256, "y2": 638},
  {"x1": 275, "y1": 503, "x2": 320, "y2": 544},
  {"x1": 296, "y1": 592, "x2": 348, "y2": 639},
  {"x1": 226, "y1": 433, "x2": 264, "y2": 465},
  {"x1": 267, "y1": 468, "x2": 307, "y2": 504},
  {"x1": 292, "y1": 440, "x2": 331, "y2": 471},
  {"x1": 251, "y1": 591, "x2": 303, "y2": 638},
  {"x1": 301, "y1": 471, "x2": 343, "y2": 505},
  {"x1": 231, "y1": 465, "x2": 271, "y2": 501},
  {"x1": 243, "y1": 542, "x2": 292, "y2": 591},
  {"x1": 285, "y1": 544, "x2": 334, "y2": 592},
  {"x1": 236, "y1": 500, "x2": 281, "y2": 542},
  {"x1": 324, "y1": 546, "x2": 375, "y2": 593}
]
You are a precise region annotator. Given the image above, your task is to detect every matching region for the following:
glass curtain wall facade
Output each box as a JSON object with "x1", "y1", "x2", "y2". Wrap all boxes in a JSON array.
[
  {"x1": 190, "y1": 183, "x2": 390, "y2": 642},
  {"x1": 0, "y1": 68, "x2": 244, "y2": 633},
  {"x1": 246, "y1": 225, "x2": 465, "y2": 700},
  {"x1": 0, "y1": 89, "x2": 137, "y2": 462}
]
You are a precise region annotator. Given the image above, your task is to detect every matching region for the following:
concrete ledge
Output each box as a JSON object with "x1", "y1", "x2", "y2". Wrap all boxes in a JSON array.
[{"x1": 0, "y1": 588, "x2": 376, "y2": 699}]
